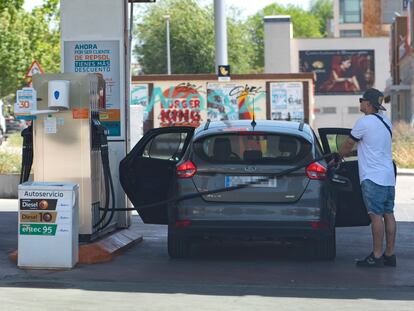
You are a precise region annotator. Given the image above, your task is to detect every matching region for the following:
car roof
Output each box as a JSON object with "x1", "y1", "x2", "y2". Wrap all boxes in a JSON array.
[{"x1": 194, "y1": 120, "x2": 313, "y2": 141}]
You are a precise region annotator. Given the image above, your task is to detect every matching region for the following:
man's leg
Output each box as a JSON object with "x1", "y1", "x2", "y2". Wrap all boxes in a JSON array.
[
  {"x1": 383, "y1": 213, "x2": 396, "y2": 256},
  {"x1": 369, "y1": 214, "x2": 384, "y2": 258}
]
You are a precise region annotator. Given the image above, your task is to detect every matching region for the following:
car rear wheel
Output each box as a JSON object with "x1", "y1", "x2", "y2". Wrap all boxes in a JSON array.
[{"x1": 168, "y1": 230, "x2": 190, "y2": 258}]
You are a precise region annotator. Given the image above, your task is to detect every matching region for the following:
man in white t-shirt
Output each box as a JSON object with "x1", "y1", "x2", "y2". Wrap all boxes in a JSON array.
[{"x1": 333, "y1": 88, "x2": 396, "y2": 268}]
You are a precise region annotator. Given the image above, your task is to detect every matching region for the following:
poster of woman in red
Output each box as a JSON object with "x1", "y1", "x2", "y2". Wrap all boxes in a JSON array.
[{"x1": 299, "y1": 50, "x2": 375, "y2": 95}]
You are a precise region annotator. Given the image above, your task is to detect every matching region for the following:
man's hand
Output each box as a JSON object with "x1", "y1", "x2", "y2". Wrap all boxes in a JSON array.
[{"x1": 328, "y1": 152, "x2": 342, "y2": 168}]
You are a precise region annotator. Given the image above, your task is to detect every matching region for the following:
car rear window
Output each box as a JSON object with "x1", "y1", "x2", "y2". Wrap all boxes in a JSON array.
[{"x1": 193, "y1": 133, "x2": 312, "y2": 164}]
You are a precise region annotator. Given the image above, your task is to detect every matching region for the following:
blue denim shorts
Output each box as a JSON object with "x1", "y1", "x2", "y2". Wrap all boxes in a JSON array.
[{"x1": 361, "y1": 179, "x2": 395, "y2": 216}]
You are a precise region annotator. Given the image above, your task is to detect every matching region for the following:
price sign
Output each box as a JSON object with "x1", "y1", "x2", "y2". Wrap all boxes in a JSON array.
[{"x1": 15, "y1": 87, "x2": 37, "y2": 119}]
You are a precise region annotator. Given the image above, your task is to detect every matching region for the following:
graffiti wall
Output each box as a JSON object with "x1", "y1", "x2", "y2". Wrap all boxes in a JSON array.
[{"x1": 131, "y1": 74, "x2": 314, "y2": 130}]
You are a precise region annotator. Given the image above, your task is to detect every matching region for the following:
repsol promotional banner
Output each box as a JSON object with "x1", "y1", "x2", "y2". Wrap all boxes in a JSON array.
[
  {"x1": 299, "y1": 50, "x2": 375, "y2": 95},
  {"x1": 64, "y1": 40, "x2": 121, "y2": 136}
]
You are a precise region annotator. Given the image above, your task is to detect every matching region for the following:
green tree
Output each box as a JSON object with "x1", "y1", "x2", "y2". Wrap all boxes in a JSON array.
[
  {"x1": 246, "y1": 4, "x2": 323, "y2": 71},
  {"x1": 0, "y1": 0, "x2": 59, "y2": 98},
  {"x1": 310, "y1": 0, "x2": 333, "y2": 36},
  {"x1": 0, "y1": 7, "x2": 31, "y2": 97},
  {"x1": 0, "y1": 0, "x2": 23, "y2": 11},
  {"x1": 134, "y1": 0, "x2": 255, "y2": 74},
  {"x1": 27, "y1": 0, "x2": 60, "y2": 74}
]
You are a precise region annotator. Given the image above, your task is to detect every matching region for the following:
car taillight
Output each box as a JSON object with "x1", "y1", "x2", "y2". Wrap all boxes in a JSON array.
[
  {"x1": 310, "y1": 221, "x2": 329, "y2": 230},
  {"x1": 176, "y1": 160, "x2": 197, "y2": 178},
  {"x1": 306, "y1": 162, "x2": 327, "y2": 180},
  {"x1": 175, "y1": 219, "x2": 192, "y2": 228}
]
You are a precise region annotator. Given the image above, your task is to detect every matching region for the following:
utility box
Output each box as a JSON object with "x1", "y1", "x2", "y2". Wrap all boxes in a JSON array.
[{"x1": 18, "y1": 182, "x2": 79, "y2": 269}]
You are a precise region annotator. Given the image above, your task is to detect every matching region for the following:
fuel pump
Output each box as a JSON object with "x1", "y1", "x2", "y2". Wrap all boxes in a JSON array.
[{"x1": 26, "y1": 73, "x2": 129, "y2": 241}]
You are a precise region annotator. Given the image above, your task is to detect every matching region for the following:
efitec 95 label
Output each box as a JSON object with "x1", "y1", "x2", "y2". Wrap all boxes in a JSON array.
[
  {"x1": 19, "y1": 224, "x2": 57, "y2": 236},
  {"x1": 20, "y1": 199, "x2": 57, "y2": 211}
]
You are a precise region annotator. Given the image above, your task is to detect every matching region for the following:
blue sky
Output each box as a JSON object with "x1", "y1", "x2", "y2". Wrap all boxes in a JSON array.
[{"x1": 24, "y1": 0, "x2": 311, "y2": 16}]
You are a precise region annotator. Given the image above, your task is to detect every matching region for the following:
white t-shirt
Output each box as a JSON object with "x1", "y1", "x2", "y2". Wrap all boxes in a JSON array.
[{"x1": 350, "y1": 113, "x2": 395, "y2": 186}]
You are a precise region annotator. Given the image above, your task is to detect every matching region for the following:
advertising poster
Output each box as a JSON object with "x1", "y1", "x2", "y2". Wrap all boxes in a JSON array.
[
  {"x1": 206, "y1": 83, "x2": 264, "y2": 121},
  {"x1": 64, "y1": 40, "x2": 121, "y2": 136},
  {"x1": 299, "y1": 50, "x2": 375, "y2": 95},
  {"x1": 270, "y1": 82, "x2": 304, "y2": 121},
  {"x1": 207, "y1": 83, "x2": 239, "y2": 121},
  {"x1": 158, "y1": 82, "x2": 203, "y2": 127}
]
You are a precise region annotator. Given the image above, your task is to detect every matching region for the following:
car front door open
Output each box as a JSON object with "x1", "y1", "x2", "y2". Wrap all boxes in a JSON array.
[
  {"x1": 318, "y1": 128, "x2": 370, "y2": 227},
  {"x1": 120, "y1": 127, "x2": 195, "y2": 224}
]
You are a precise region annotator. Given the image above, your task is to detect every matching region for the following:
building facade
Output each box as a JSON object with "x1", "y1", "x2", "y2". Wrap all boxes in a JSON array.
[
  {"x1": 331, "y1": 0, "x2": 404, "y2": 38},
  {"x1": 264, "y1": 16, "x2": 390, "y2": 129},
  {"x1": 387, "y1": 0, "x2": 414, "y2": 124}
]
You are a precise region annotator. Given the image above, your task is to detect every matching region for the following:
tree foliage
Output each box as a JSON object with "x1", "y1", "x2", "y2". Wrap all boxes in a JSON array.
[
  {"x1": 0, "y1": 0, "x2": 60, "y2": 99},
  {"x1": 246, "y1": 4, "x2": 324, "y2": 72},
  {"x1": 0, "y1": 0, "x2": 23, "y2": 11},
  {"x1": 310, "y1": 0, "x2": 333, "y2": 36},
  {"x1": 134, "y1": 0, "x2": 255, "y2": 74}
]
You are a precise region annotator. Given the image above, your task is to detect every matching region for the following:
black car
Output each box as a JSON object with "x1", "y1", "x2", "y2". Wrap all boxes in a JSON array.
[{"x1": 120, "y1": 120, "x2": 369, "y2": 260}]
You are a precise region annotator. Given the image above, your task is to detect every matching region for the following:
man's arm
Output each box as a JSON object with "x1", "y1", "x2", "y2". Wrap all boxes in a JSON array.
[{"x1": 338, "y1": 137, "x2": 357, "y2": 158}]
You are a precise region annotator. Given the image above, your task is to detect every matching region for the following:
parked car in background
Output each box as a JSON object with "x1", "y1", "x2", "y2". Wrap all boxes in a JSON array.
[
  {"x1": 120, "y1": 120, "x2": 369, "y2": 260},
  {"x1": 0, "y1": 100, "x2": 6, "y2": 145},
  {"x1": 5, "y1": 116, "x2": 25, "y2": 133}
]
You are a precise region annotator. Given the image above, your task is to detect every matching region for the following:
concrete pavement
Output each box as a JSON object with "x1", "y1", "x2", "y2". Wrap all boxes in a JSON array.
[{"x1": 0, "y1": 176, "x2": 413, "y2": 310}]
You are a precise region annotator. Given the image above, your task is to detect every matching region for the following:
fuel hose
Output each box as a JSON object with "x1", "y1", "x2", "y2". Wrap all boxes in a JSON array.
[
  {"x1": 20, "y1": 124, "x2": 33, "y2": 184},
  {"x1": 103, "y1": 152, "x2": 336, "y2": 213},
  {"x1": 93, "y1": 123, "x2": 116, "y2": 230}
]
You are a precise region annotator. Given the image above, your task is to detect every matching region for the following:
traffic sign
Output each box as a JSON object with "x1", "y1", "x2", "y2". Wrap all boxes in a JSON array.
[{"x1": 25, "y1": 60, "x2": 44, "y2": 78}]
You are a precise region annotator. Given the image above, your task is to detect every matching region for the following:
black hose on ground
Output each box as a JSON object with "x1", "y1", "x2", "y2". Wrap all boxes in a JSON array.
[{"x1": 103, "y1": 153, "x2": 335, "y2": 212}]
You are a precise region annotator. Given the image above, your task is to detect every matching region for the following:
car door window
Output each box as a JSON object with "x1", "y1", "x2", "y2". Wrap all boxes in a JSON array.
[
  {"x1": 142, "y1": 132, "x2": 188, "y2": 161},
  {"x1": 325, "y1": 134, "x2": 357, "y2": 161}
]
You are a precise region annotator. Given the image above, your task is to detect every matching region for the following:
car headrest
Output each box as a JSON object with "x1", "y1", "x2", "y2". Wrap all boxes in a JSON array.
[
  {"x1": 213, "y1": 137, "x2": 232, "y2": 161},
  {"x1": 243, "y1": 150, "x2": 262, "y2": 162},
  {"x1": 279, "y1": 136, "x2": 297, "y2": 154}
]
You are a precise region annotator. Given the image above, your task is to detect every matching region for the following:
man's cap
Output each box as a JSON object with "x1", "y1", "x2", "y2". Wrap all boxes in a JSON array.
[{"x1": 360, "y1": 88, "x2": 386, "y2": 111}]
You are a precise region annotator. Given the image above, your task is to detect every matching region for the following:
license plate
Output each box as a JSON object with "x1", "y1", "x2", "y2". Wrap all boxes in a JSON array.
[{"x1": 225, "y1": 176, "x2": 277, "y2": 188}]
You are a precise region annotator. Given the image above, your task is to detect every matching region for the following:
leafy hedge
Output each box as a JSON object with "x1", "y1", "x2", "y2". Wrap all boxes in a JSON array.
[
  {"x1": 0, "y1": 133, "x2": 22, "y2": 174},
  {"x1": 0, "y1": 150, "x2": 21, "y2": 174},
  {"x1": 393, "y1": 122, "x2": 414, "y2": 169}
]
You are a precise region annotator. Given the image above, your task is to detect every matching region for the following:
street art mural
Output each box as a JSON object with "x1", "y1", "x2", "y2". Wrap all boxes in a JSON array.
[{"x1": 130, "y1": 76, "x2": 311, "y2": 130}]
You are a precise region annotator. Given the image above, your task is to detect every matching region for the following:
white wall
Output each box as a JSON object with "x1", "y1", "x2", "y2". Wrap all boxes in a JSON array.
[{"x1": 264, "y1": 16, "x2": 292, "y2": 73}]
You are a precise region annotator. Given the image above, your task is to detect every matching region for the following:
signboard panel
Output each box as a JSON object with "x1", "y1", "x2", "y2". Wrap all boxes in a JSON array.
[
  {"x1": 64, "y1": 40, "x2": 121, "y2": 136},
  {"x1": 15, "y1": 87, "x2": 37, "y2": 120},
  {"x1": 299, "y1": 50, "x2": 375, "y2": 95},
  {"x1": 269, "y1": 82, "x2": 304, "y2": 121},
  {"x1": 25, "y1": 61, "x2": 44, "y2": 78}
]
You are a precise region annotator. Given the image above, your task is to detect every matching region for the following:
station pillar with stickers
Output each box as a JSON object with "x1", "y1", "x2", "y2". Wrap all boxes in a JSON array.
[{"x1": 17, "y1": 73, "x2": 130, "y2": 241}]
